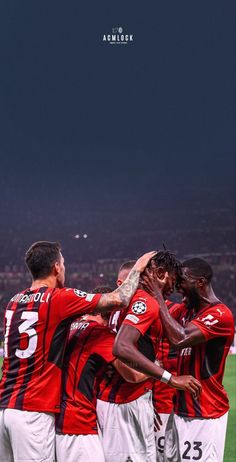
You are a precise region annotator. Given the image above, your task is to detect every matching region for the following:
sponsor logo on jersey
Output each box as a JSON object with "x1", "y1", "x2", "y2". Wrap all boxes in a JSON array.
[
  {"x1": 125, "y1": 314, "x2": 140, "y2": 324},
  {"x1": 180, "y1": 347, "x2": 192, "y2": 356},
  {"x1": 131, "y1": 301, "x2": 147, "y2": 315},
  {"x1": 74, "y1": 289, "x2": 87, "y2": 298}
]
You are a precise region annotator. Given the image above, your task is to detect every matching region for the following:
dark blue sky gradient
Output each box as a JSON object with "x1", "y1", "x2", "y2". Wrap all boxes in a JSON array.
[{"x1": 0, "y1": 1, "x2": 235, "y2": 251}]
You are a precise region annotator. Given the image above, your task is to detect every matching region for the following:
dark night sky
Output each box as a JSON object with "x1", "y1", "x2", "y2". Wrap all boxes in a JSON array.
[{"x1": 0, "y1": 1, "x2": 235, "y2": 245}]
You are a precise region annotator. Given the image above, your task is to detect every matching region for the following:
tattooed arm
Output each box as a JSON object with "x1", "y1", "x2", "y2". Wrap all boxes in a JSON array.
[{"x1": 95, "y1": 251, "x2": 157, "y2": 312}]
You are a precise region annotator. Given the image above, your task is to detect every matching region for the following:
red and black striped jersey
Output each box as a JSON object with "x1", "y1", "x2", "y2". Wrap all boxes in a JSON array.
[
  {"x1": 153, "y1": 303, "x2": 193, "y2": 414},
  {"x1": 175, "y1": 302, "x2": 234, "y2": 418},
  {"x1": 0, "y1": 287, "x2": 101, "y2": 413},
  {"x1": 98, "y1": 289, "x2": 162, "y2": 404},
  {"x1": 56, "y1": 319, "x2": 115, "y2": 435}
]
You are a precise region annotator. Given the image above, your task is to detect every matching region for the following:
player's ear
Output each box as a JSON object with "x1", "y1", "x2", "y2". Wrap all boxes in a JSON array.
[
  {"x1": 53, "y1": 261, "x2": 61, "y2": 276},
  {"x1": 197, "y1": 277, "x2": 206, "y2": 288},
  {"x1": 116, "y1": 279, "x2": 122, "y2": 287}
]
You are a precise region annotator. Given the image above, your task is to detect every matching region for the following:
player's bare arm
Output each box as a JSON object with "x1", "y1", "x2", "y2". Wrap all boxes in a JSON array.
[
  {"x1": 142, "y1": 269, "x2": 205, "y2": 348},
  {"x1": 96, "y1": 251, "x2": 157, "y2": 312},
  {"x1": 113, "y1": 359, "x2": 148, "y2": 383},
  {"x1": 113, "y1": 324, "x2": 202, "y2": 398}
]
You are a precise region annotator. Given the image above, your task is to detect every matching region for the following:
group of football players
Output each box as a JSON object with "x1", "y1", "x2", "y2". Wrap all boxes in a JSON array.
[{"x1": 0, "y1": 240, "x2": 234, "y2": 462}]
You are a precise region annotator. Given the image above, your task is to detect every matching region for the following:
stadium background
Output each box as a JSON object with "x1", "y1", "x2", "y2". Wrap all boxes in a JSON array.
[{"x1": 0, "y1": 212, "x2": 235, "y2": 462}]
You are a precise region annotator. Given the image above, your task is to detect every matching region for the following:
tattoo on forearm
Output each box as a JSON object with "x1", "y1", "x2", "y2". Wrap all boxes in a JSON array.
[{"x1": 117, "y1": 269, "x2": 140, "y2": 305}]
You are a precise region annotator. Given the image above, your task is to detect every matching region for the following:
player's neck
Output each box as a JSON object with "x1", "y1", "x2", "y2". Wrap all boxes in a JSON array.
[
  {"x1": 196, "y1": 286, "x2": 220, "y2": 310},
  {"x1": 30, "y1": 275, "x2": 57, "y2": 290}
]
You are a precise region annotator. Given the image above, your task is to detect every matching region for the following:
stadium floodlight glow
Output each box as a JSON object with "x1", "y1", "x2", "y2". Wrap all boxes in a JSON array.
[
  {"x1": 74, "y1": 234, "x2": 80, "y2": 239},
  {"x1": 83, "y1": 234, "x2": 88, "y2": 239},
  {"x1": 99, "y1": 273, "x2": 104, "y2": 278}
]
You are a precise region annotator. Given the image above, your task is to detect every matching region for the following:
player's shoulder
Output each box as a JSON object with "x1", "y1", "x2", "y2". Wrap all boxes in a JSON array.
[
  {"x1": 195, "y1": 302, "x2": 235, "y2": 329},
  {"x1": 53, "y1": 287, "x2": 96, "y2": 301},
  {"x1": 131, "y1": 288, "x2": 157, "y2": 304},
  {"x1": 208, "y1": 302, "x2": 234, "y2": 322},
  {"x1": 129, "y1": 288, "x2": 158, "y2": 314}
]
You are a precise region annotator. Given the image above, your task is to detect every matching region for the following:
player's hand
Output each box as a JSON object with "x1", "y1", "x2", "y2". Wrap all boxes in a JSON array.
[
  {"x1": 154, "y1": 410, "x2": 163, "y2": 432},
  {"x1": 142, "y1": 268, "x2": 169, "y2": 296},
  {"x1": 132, "y1": 251, "x2": 157, "y2": 273},
  {"x1": 169, "y1": 375, "x2": 202, "y2": 399}
]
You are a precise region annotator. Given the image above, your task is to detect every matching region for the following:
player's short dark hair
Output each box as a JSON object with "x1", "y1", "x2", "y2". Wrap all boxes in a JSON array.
[
  {"x1": 182, "y1": 258, "x2": 213, "y2": 282},
  {"x1": 150, "y1": 250, "x2": 181, "y2": 274},
  {"x1": 91, "y1": 286, "x2": 113, "y2": 319},
  {"x1": 118, "y1": 260, "x2": 136, "y2": 275},
  {"x1": 25, "y1": 241, "x2": 62, "y2": 280}
]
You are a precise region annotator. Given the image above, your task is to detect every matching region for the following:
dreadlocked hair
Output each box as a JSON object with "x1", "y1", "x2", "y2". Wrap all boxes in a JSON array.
[{"x1": 149, "y1": 250, "x2": 181, "y2": 274}]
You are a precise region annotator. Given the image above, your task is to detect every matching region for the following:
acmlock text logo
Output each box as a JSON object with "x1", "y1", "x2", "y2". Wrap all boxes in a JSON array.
[{"x1": 103, "y1": 27, "x2": 134, "y2": 45}]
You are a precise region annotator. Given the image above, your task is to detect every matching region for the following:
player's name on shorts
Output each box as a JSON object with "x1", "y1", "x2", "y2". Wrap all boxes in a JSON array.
[{"x1": 10, "y1": 292, "x2": 51, "y2": 304}]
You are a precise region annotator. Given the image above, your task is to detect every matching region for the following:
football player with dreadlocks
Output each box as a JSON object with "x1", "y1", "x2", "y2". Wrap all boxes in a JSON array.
[{"x1": 98, "y1": 251, "x2": 201, "y2": 462}]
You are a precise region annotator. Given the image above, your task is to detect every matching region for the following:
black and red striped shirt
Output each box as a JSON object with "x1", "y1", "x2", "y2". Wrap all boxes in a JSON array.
[
  {"x1": 175, "y1": 302, "x2": 234, "y2": 418},
  {"x1": 98, "y1": 289, "x2": 162, "y2": 404},
  {"x1": 56, "y1": 319, "x2": 115, "y2": 435},
  {"x1": 0, "y1": 287, "x2": 101, "y2": 413}
]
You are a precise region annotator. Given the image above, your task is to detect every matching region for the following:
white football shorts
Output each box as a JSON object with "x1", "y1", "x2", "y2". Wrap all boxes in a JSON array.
[
  {"x1": 154, "y1": 412, "x2": 171, "y2": 462},
  {"x1": 56, "y1": 433, "x2": 105, "y2": 462},
  {"x1": 0, "y1": 408, "x2": 55, "y2": 462},
  {"x1": 97, "y1": 390, "x2": 156, "y2": 462},
  {"x1": 164, "y1": 412, "x2": 228, "y2": 462}
]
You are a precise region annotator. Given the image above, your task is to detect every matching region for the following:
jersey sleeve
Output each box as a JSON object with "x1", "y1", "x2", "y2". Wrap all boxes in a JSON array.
[
  {"x1": 122, "y1": 295, "x2": 158, "y2": 336},
  {"x1": 190, "y1": 305, "x2": 234, "y2": 341},
  {"x1": 96, "y1": 330, "x2": 116, "y2": 363},
  {"x1": 56, "y1": 288, "x2": 102, "y2": 320}
]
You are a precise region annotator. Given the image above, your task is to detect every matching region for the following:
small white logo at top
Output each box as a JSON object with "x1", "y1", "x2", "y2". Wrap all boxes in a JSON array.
[
  {"x1": 103, "y1": 26, "x2": 134, "y2": 45},
  {"x1": 132, "y1": 301, "x2": 147, "y2": 315}
]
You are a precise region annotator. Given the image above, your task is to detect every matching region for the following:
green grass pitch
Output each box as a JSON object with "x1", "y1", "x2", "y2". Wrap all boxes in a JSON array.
[
  {"x1": 223, "y1": 355, "x2": 236, "y2": 462},
  {"x1": 0, "y1": 355, "x2": 235, "y2": 461}
]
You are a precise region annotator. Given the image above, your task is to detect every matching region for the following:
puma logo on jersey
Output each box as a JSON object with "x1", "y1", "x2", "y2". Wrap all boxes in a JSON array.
[{"x1": 216, "y1": 308, "x2": 224, "y2": 316}]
